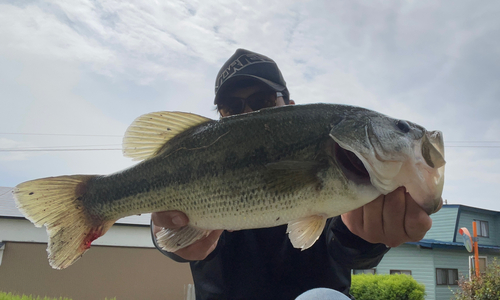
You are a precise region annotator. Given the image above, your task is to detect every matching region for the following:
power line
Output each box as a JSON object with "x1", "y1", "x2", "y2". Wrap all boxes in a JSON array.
[
  {"x1": 1, "y1": 133, "x2": 498, "y2": 142},
  {"x1": 0, "y1": 148, "x2": 122, "y2": 152},
  {"x1": 2, "y1": 133, "x2": 499, "y2": 143},
  {"x1": 448, "y1": 141, "x2": 500, "y2": 143},
  {"x1": 0, "y1": 132, "x2": 122, "y2": 137},
  {"x1": 0, "y1": 144, "x2": 123, "y2": 152},
  {"x1": 1, "y1": 145, "x2": 499, "y2": 152},
  {"x1": 447, "y1": 146, "x2": 500, "y2": 148},
  {"x1": 1, "y1": 132, "x2": 499, "y2": 152},
  {"x1": 1, "y1": 144, "x2": 122, "y2": 149}
]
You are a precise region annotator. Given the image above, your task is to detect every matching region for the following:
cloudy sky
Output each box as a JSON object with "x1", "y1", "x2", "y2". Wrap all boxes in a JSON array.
[{"x1": 1, "y1": 0, "x2": 499, "y2": 212}]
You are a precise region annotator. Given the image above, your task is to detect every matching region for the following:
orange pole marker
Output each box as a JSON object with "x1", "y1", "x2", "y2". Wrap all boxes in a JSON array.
[{"x1": 472, "y1": 221, "x2": 480, "y2": 277}]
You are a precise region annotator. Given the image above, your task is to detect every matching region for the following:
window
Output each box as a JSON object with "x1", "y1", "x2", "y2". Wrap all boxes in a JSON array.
[
  {"x1": 436, "y1": 268, "x2": 459, "y2": 285},
  {"x1": 353, "y1": 269, "x2": 376, "y2": 275},
  {"x1": 475, "y1": 220, "x2": 489, "y2": 238},
  {"x1": 470, "y1": 256, "x2": 488, "y2": 275},
  {"x1": 390, "y1": 270, "x2": 412, "y2": 275}
]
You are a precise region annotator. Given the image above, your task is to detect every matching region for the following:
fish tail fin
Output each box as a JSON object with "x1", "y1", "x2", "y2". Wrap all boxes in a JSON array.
[{"x1": 13, "y1": 175, "x2": 115, "y2": 269}]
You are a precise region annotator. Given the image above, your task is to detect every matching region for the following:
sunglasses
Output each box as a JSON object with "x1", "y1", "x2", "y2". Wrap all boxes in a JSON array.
[{"x1": 218, "y1": 91, "x2": 284, "y2": 116}]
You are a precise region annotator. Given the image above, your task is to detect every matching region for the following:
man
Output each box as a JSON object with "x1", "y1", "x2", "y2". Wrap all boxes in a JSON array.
[{"x1": 151, "y1": 49, "x2": 433, "y2": 299}]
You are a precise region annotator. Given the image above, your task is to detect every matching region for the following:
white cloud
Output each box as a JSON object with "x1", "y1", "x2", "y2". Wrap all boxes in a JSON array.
[
  {"x1": 0, "y1": 4, "x2": 115, "y2": 65},
  {"x1": 0, "y1": 0, "x2": 499, "y2": 211},
  {"x1": 445, "y1": 148, "x2": 500, "y2": 183}
]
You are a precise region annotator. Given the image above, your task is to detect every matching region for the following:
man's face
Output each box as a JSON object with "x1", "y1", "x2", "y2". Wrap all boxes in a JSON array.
[{"x1": 218, "y1": 84, "x2": 289, "y2": 117}]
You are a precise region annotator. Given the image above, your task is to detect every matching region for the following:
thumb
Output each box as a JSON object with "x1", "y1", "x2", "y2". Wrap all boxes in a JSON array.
[{"x1": 151, "y1": 211, "x2": 189, "y2": 229}]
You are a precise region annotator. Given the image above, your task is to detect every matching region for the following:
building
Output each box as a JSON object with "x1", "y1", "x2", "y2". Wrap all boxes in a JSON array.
[
  {"x1": 0, "y1": 186, "x2": 194, "y2": 300},
  {"x1": 356, "y1": 204, "x2": 500, "y2": 300}
]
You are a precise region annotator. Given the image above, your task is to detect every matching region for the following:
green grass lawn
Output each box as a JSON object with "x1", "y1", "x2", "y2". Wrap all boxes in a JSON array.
[{"x1": 0, "y1": 292, "x2": 115, "y2": 300}]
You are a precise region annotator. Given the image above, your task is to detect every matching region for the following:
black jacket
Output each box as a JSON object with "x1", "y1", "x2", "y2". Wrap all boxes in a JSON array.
[{"x1": 152, "y1": 216, "x2": 389, "y2": 300}]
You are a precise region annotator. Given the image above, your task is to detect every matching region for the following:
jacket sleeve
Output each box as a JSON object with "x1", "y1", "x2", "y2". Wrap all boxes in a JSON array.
[{"x1": 326, "y1": 216, "x2": 390, "y2": 270}]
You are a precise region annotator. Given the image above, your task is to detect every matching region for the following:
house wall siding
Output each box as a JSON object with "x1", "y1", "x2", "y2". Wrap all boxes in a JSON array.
[
  {"x1": 432, "y1": 249, "x2": 470, "y2": 300},
  {"x1": 497, "y1": 217, "x2": 500, "y2": 243},
  {"x1": 424, "y1": 206, "x2": 458, "y2": 242},
  {"x1": 0, "y1": 242, "x2": 193, "y2": 300},
  {"x1": 434, "y1": 250, "x2": 500, "y2": 300},
  {"x1": 376, "y1": 245, "x2": 436, "y2": 300},
  {"x1": 458, "y1": 210, "x2": 498, "y2": 246}
]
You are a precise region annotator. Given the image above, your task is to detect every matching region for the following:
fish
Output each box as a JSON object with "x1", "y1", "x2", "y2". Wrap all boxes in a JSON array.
[{"x1": 13, "y1": 103, "x2": 445, "y2": 270}]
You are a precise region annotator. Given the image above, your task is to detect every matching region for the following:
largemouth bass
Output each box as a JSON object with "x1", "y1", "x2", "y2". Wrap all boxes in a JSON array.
[{"x1": 13, "y1": 103, "x2": 445, "y2": 270}]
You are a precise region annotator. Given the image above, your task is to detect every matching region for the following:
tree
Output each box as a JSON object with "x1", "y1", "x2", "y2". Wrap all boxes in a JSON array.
[{"x1": 453, "y1": 258, "x2": 500, "y2": 300}]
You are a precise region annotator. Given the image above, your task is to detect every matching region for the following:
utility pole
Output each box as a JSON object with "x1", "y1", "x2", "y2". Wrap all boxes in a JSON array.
[
  {"x1": 472, "y1": 221, "x2": 480, "y2": 277},
  {"x1": 459, "y1": 222, "x2": 480, "y2": 278}
]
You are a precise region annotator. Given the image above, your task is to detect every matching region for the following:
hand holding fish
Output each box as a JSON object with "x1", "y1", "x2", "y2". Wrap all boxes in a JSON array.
[
  {"x1": 152, "y1": 211, "x2": 223, "y2": 261},
  {"x1": 341, "y1": 187, "x2": 434, "y2": 248}
]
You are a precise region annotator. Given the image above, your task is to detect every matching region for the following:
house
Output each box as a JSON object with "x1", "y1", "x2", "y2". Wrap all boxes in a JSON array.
[
  {"x1": 355, "y1": 204, "x2": 500, "y2": 300},
  {"x1": 0, "y1": 186, "x2": 194, "y2": 300}
]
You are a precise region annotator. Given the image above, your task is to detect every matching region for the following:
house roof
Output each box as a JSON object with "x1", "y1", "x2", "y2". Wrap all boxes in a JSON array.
[
  {"x1": 0, "y1": 187, "x2": 22, "y2": 218},
  {"x1": 408, "y1": 238, "x2": 500, "y2": 252},
  {"x1": 0, "y1": 186, "x2": 150, "y2": 225},
  {"x1": 442, "y1": 204, "x2": 500, "y2": 215}
]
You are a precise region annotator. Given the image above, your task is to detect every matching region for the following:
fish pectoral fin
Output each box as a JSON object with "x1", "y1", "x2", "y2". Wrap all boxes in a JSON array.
[
  {"x1": 264, "y1": 161, "x2": 325, "y2": 193},
  {"x1": 287, "y1": 215, "x2": 327, "y2": 250},
  {"x1": 156, "y1": 225, "x2": 211, "y2": 252},
  {"x1": 123, "y1": 111, "x2": 211, "y2": 161}
]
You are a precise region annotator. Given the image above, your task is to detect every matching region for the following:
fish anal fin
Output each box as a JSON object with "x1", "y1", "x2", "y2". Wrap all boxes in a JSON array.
[
  {"x1": 156, "y1": 225, "x2": 211, "y2": 252},
  {"x1": 265, "y1": 161, "x2": 325, "y2": 193},
  {"x1": 287, "y1": 214, "x2": 327, "y2": 250},
  {"x1": 123, "y1": 112, "x2": 211, "y2": 161}
]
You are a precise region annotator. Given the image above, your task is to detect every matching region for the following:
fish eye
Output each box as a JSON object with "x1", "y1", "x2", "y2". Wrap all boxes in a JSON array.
[{"x1": 396, "y1": 120, "x2": 411, "y2": 133}]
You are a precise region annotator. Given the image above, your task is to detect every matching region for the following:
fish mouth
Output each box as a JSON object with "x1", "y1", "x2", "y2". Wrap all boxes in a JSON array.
[
  {"x1": 418, "y1": 130, "x2": 446, "y2": 215},
  {"x1": 429, "y1": 197, "x2": 444, "y2": 215},
  {"x1": 421, "y1": 131, "x2": 446, "y2": 169},
  {"x1": 333, "y1": 142, "x2": 371, "y2": 185}
]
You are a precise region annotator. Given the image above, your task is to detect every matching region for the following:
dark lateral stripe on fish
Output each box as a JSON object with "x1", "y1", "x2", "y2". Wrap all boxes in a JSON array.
[
  {"x1": 81, "y1": 110, "x2": 335, "y2": 208},
  {"x1": 82, "y1": 139, "x2": 327, "y2": 209}
]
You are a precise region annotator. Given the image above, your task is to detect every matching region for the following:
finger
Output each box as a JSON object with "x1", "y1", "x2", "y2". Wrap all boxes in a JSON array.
[
  {"x1": 404, "y1": 195, "x2": 432, "y2": 241},
  {"x1": 382, "y1": 187, "x2": 408, "y2": 247},
  {"x1": 361, "y1": 195, "x2": 385, "y2": 244},
  {"x1": 151, "y1": 211, "x2": 189, "y2": 229},
  {"x1": 341, "y1": 206, "x2": 364, "y2": 237},
  {"x1": 175, "y1": 230, "x2": 224, "y2": 261}
]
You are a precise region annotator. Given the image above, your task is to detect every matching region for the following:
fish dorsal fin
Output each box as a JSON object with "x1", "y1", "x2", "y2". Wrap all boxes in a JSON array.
[
  {"x1": 123, "y1": 111, "x2": 211, "y2": 161},
  {"x1": 287, "y1": 214, "x2": 327, "y2": 250}
]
